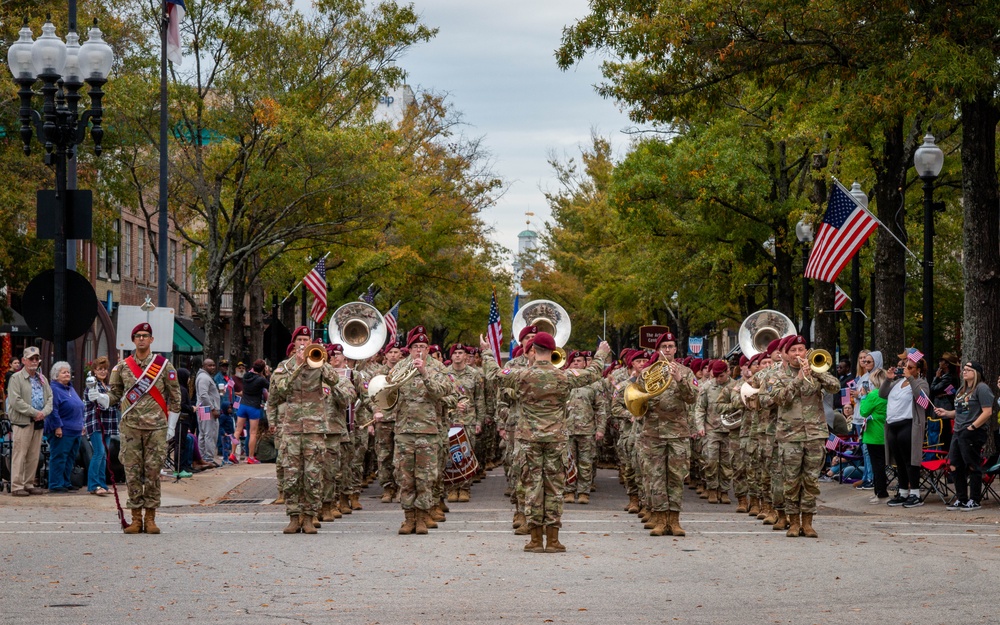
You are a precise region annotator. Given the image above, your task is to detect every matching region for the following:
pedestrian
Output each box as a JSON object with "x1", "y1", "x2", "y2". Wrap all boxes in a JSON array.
[
  {"x1": 930, "y1": 352, "x2": 960, "y2": 451},
  {"x1": 5, "y1": 347, "x2": 51, "y2": 496},
  {"x1": 92, "y1": 322, "x2": 182, "y2": 533},
  {"x1": 937, "y1": 361, "x2": 994, "y2": 511},
  {"x1": 858, "y1": 368, "x2": 889, "y2": 504},
  {"x1": 880, "y1": 354, "x2": 930, "y2": 508},
  {"x1": 84, "y1": 356, "x2": 119, "y2": 495},
  {"x1": 195, "y1": 358, "x2": 221, "y2": 466},
  {"x1": 45, "y1": 361, "x2": 85, "y2": 493},
  {"x1": 4, "y1": 356, "x2": 22, "y2": 394},
  {"x1": 234, "y1": 359, "x2": 269, "y2": 464}
]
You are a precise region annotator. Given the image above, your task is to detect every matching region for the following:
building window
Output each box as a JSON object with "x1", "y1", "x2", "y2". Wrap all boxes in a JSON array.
[
  {"x1": 98, "y1": 240, "x2": 107, "y2": 279},
  {"x1": 150, "y1": 235, "x2": 157, "y2": 283},
  {"x1": 111, "y1": 220, "x2": 120, "y2": 280},
  {"x1": 169, "y1": 239, "x2": 177, "y2": 280},
  {"x1": 122, "y1": 222, "x2": 131, "y2": 278},
  {"x1": 181, "y1": 248, "x2": 188, "y2": 291},
  {"x1": 137, "y1": 227, "x2": 145, "y2": 280}
]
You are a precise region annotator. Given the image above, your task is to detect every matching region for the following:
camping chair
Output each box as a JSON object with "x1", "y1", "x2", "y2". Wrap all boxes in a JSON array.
[
  {"x1": 981, "y1": 460, "x2": 1000, "y2": 504},
  {"x1": 825, "y1": 436, "x2": 864, "y2": 483},
  {"x1": 918, "y1": 449, "x2": 953, "y2": 505}
]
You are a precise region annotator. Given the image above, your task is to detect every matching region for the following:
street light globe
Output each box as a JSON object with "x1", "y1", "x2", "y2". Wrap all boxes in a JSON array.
[
  {"x1": 849, "y1": 181, "x2": 869, "y2": 208},
  {"x1": 7, "y1": 21, "x2": 37, "y2": 80},
  {"x1": 914, "y1": 133, "x2": 944, "y2": 179},
  {"x1": 78, "y1": 20, "x2": 114, "y2": 81},
  {"x1": 63, "y1": 30, "x2": 82, "y2": 84},
  {"x1": 31, "y1": 18, "x2": 67, "y2": 77},
  {"x1": 795, "y1": 219, "x2": 813, "y2": 243}
]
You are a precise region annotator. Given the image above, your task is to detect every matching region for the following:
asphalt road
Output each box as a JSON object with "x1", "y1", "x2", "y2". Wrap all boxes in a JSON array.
[{"x1": 1, "y1": 468, "x2": 998, "y2": 625}]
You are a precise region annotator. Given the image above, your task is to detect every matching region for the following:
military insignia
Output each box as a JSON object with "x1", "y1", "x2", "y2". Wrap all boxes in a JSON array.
[
  {"x1": 323, "y1": 386, "x2": 331, "y2": 395},
  {"x1": 275, "y1": 366, "x2": 284, "y2": 374},
  {"x1": 569, "y1": 370, "x2": 580, "y2": 377},
  {"x1": 501, "y1": 369, "x2": 511, "y2": 375},
  {"x1": 168, "y1": 370, "x2": 176, "y2": 380},
  {"x1": 363, "y1": 381, "x2": 369, "y2": 389}
]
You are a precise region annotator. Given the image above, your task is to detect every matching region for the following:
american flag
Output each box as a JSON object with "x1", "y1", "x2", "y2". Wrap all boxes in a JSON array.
[
  {"x1": 303, "y1": 258, "x2": 327, "y2": 323},
  {"x1": 804, "y1": 182, "x2": 879, "y2": 283},
  {"x1": 166, "y1": 0, "x2": 186, "y2": 66},
  {"x1": 384, "y1": 301, "x2": 401, "y2": 347},
  {"x1": 508, "y1": 292, "x2": 520, "y2": 356},
  {"x1": 834, "y1": 284, "x2": 851, "y2": 311},
  {"x1": 945, "y1": 384, "x2": 955, "y2": 395},
  {"x1": 906, "y1": 347, "x2": 924, "y2": 363},
  {"x1": 486, "y1": 289, "x2": 503, "y2": 365},
  {"x1": 360, "y1": 283, "x2": 376, "y2": 304},
  {"x1": 916, "y1": 390, "x2": 931, "y2": 410}
]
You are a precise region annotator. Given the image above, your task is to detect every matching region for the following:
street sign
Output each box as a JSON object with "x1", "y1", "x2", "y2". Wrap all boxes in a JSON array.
[
  {"x1": 638, "y1": 325, "x2": 670, "y2": 349},
  {"x1": 21, "y1": 269, "x2": 99, "y2": 341}
]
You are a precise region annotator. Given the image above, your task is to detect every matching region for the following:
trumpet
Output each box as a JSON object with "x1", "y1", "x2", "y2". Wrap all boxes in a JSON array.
[
  {"x1": 306, "y1": 344, "x2": 327, "y2": 369},
  {"x1": 551, "y1": 347, "x2": 568, "y2": 369}
]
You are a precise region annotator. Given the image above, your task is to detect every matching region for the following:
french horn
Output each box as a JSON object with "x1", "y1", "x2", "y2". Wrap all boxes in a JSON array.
[
  {"x1": 329, "y1": 301, "x2": 388, "y2": 361},
  {"x1": 511, "y1": 299, "x2": 572, "y2": 348},
  {"x1": 624, "y1": 360, "x2": 675, "y2": 417},
  {"x1": 367, "y1": 359, "x2": 420, "y2": 411}
]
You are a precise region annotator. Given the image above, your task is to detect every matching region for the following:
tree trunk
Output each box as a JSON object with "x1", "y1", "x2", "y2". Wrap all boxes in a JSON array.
[
  {"x1": 204, "y1": 285, "x2": 226, "y2": 361},
  {"x1": 960, "y1": 97, "x2": 1000, "y2": 389},
  {"x1": 248, "y1": 261, "x2": 265, "y2": 362},
  {"x1": 230, "y1": 260, "x2": 248, "y2": 365},
  {"x1": 871, "y1": 118, "x2": 908, "y2": 355}
]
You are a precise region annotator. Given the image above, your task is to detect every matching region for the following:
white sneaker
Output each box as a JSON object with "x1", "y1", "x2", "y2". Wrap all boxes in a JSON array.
[{"x1": 869, "y1": 495, "x2": 887, "y2": 504}]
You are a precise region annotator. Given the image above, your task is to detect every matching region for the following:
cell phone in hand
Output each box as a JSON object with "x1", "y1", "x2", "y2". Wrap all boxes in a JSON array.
[{"x1": 894, "y1": 367, "x2": 904, "y2": 376}]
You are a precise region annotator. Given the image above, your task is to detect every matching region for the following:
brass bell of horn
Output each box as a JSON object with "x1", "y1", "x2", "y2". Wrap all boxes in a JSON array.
[
  {"x1": 737, "y1": 309, "x2": 796, "y2": 359},
  {"x1": 329, "y1": 301, "x2": 388, "y2": 361}
]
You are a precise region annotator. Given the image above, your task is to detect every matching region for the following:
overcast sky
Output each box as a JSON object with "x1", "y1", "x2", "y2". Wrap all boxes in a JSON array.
[{"x1": 397, "y1": 0, "x2": 634, "y2": 260}]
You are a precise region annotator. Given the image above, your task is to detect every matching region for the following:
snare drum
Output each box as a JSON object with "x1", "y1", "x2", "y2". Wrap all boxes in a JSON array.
[{"x1": 444, "y1": 426, "x2": 479, "y2": 485}]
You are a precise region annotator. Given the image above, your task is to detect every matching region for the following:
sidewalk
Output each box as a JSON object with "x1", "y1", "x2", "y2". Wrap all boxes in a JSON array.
[
  {"x1": 0, "y1": 462, "x2": 275, "y2": 510},
  {"x1": 816, "y1": 478, "x2": 1000, "y2": 524}
]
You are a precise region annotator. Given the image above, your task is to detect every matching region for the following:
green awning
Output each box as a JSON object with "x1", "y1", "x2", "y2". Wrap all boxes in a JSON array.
[{"x1": 173, "y1": 320, "x2": 202, "y2": 353}]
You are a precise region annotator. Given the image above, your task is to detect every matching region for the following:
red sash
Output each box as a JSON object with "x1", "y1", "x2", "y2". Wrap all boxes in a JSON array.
[{"x1": 125, "y1": 355, "x2": 169, "y2": 416}]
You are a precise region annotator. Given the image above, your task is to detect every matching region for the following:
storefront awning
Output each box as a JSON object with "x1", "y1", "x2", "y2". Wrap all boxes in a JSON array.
[
  {"x1": 173, "y1": 320, "x2": 203, "y2": 353},
  {"x1": 0, "y1": 310, "x2": 35, "y2": 336}
]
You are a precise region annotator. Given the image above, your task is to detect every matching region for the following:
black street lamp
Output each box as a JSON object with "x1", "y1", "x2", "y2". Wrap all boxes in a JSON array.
[
  {"x1": 795, "y1": 218, "x2": 813, "y2": 346},
  {"x1": 7, "y1": 16, "x2": 113, "y2": 362},
  {"x1": 913, "y1": 133, "x2": 944, "y2": 370}
]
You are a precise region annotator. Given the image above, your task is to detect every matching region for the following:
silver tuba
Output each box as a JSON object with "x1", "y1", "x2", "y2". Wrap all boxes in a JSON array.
[
  {"x1": 329, "y1": 301, "x2": 387, "y2": 361},
  {"x1": 511, "y1": 299, "x2": 572, "y2": 347},
  {"x1": 737, "y1": 310, "x2": 795, "y2": 408}
]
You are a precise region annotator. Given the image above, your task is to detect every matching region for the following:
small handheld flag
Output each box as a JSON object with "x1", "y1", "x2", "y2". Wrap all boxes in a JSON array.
[
  {"x1": 906, "y1": 347, "x2": 924, "y2": 363},
  {"x1": 916, "y1": 390, "x2": 931, "y2": 410}
]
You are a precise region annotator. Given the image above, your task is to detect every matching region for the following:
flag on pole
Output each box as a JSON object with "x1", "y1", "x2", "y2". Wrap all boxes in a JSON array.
[
  {"x1": 487, "y1": 289, "x2": 503, "y2": 365},
  {"x1": 916, "y1": 389, "x2": 931, "y2": 410},
  {"x1": 360, "y1": 284, "x2": 376, "y2": 304},
  {"x1": 302, "y1": 258, "x2": 327, "y2": 323},
  {"x1": 508, "y1": 292, "x2": 520, "y2": 356},
  {"x1": 834, "y1": 284, "x2": 851, "y2": 311},
  {"x1": 166, "y1": 0, "x2": 186, "y2": 66},
  {"x1": 384, "y1": 301, "x2": 400, "y2": 347},
  {"x1": 944, "y1": 384, "x2": 955, "y2": 396},
  {"x1": 804, "y1": 182, "x2": 879, "y2": 282},
  {"x1": 906, "y1": 347, "x2": 924, "y2": 363}
]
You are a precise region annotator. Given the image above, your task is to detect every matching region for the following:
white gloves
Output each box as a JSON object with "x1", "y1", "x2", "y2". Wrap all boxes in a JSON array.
[
  {"x1": 87, "y1": 389, "x2": 110, "y2": 409},
  {"x1": 167, "y1": 411, "x2": 180, "y2": 441}
]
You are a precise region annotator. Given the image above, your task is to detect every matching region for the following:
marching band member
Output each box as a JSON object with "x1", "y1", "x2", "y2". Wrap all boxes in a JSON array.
[
  {"x1": 564, "y1": 351, "x2": 608, "y2": 504},
  {"x1": 444, "y1": 344, "x2": 486, "y2": 502}
]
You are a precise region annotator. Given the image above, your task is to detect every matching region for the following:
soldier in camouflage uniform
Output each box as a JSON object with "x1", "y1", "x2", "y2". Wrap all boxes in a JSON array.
[
  {"x1": 99, "y1": 322, "x2": 182, "y2": 535},
  {"x1": 634, "y1": 332, "x2": 698, "y2": 536},
  {"x1": 764, "y1": 335, "x2": 840, "y2": 538},
  {"x1": 382, "y1": 327, "x2": 457, "y2": 535},
  {"x1": 371, "y1": 345, "x2": 403, "y2": 502},
  {"x1": 693, "y1": 360, "x2": 741, "y2": 504},
  {"x1": 266, "y1": 326, "x2": 348, "y2": 534},
  {"x1": 609, "y1": 349, "x2": 646, "y2": 514},
  {"x1": 444, "y1": 345, "x2": 486, "y2": 502},
  {"x1": 687, "y1": 358, "x2": 706, "y2": 495},
  {"x1": 320, "y1": 344, "x2": 370, "y2": 522},
  {"x1": 740, "y1": 355, "x2": 764, "y2": 517},
  {"x1": 500, "y1": 326, "x2": 536, "y2": 534},
  {"x1": 757, "y1": 339, "x2": 788, "y2": 528},
  {"x1": 564, "y1": 352, "x2": 607, "y2": 504},
  {"x1": 732, "y1": 355, "x2": 753, "y2": 513},
  {"x1": 483, "y1": 332, "x2": 610, "y2": 553}
]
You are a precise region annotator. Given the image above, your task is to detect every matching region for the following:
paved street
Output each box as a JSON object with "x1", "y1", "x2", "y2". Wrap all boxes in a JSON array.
[{"x1": 1, "y1": 466, "x2": 998, "y2": 624}]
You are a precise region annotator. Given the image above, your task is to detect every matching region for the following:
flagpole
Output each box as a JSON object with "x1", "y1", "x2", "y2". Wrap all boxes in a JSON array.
[
  {"x1": 280, "y1": 251, "x2": 331, "y2": 305},
  {"x1": 832, "y1": 177, "x2": 918, "y2": 261},
  {"x1": 157, "y1": 0, "x2": 169, "y2": 307}
]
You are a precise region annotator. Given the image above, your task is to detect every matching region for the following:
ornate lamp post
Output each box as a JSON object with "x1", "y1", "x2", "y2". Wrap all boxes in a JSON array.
[
  {"x1": 7, "y1": 16, "x2": 113, "y2": 361},
  {"x1": 913, "y1": 133, "x2": 945, "y2": 370}
]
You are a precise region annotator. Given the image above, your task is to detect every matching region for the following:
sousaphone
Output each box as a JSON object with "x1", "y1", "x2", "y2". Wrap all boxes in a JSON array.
[
  {"x1": 511, "y1": 299, "x2": 572, "y2": 348},
  {"x1": 736, "y1": 309, "x2": 796, "y2": 406},
  {"x1": 328, "y1": 301, "x2": 388, "y2": 361}
]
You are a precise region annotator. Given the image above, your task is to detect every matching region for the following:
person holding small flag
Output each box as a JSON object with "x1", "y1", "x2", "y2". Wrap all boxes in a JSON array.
[
  {"x1": 930, "y1": 352, "x2": 960, "y2": 451},
  {"x1": 879, "y1": 352, "x2": 930, "y2": 508},
  {"x1": 934, "y1": 361, "x2": 994, "y2": 511}
]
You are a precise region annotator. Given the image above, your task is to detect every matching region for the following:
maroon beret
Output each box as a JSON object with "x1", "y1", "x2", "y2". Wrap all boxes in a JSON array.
[
  {"x1": 518, "y1": 325, "x2": 539, "y2": 342},
  {"x1": 711, "y1": 360, "x2": 729, "y2": 376},
  {"x1": 407, "y1": 332, "x2": 429, "y2": 348},
  {"x1": 131, "y1": 322, "x2": 152, "y2": 338},
  {"x1": 531, "y1": 332, "x2": 557, "y2": 351},
  {"x1": 512, "y1": 345, "x2": 524, "y2": 358},
  {"x1": 788, "y1": 335, "x2": 806, "y2": 348},
  {"x1": 690, "y1": 358, "x2": 703, "y2": 372},
  {"x1": 579, "y1": 350, "x2": 593, "y2": 359},
  {"x1": 654, "y1": 332, "x2": 676, "y2": 350},
  {"x1": 428, "y1": 344, "x2": 441, "y2": 354},
  {"x1": 682, "y1": 356, "x2": 692, "y2": 367},
  {"x1": 566, "y1": 351, "x2": 580, "y2": 363},
  {"x1": 327, "y1": 343, "x2": 344, "y2": 356},
  {"x1": 291, "y1": 325, "x2": 310, "y2": 340},
  {"x1": 285, "y1": 343, "x2": 295, "y2": 357},
  {"x1": 400, "y1": 347, "x2": 410, "y2": 357},
  {"x1": 778, "y1": 335, "x2": 797, "y2": 352},
  {"x1": 407, "y1": 326, "x2": 426, "y2": 342},
  {"x1": 766, "y1": 338, "x2": 782, "y2": 354},
  {"x1": 739, "y1": 355, "x2": 749, "y2": 367}
]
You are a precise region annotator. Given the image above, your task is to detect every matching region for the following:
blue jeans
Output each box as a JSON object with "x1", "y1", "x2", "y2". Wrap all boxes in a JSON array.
[
  {"x1": 88, "y1": 431, "x2": 111, "y2": 491},
  {"x1": 217, "y1": 411, "x2": 235, "y2": 459},
  {"x1": 861, "y1": 441, "x2": 874, "y2": 484},
  {"x1": 46, "y1": 433, "x2": 81, "y2": 491}
]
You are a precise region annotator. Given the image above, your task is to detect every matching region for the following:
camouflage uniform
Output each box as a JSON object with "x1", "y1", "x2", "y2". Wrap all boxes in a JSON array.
[
  {"x1": 485, "y1": 352, "x2": 606, "y2": 528},
  {"x1": 609, "y1": 368, "x2": 638, "y2": 499},
  {"x1": 328, "y1": 368, "x2": 368, "y2": 508},
  {"x1": 387, "y1": 357, "x2": 455, "y2": 512},
  {"x1": 733, "y1": 388, "x2": 752, "y2": 501},
  {"x1": 757, "y1": 365, "x2": 784, "y2": 513},
  {"x1": 767, "y1": 365, "x2": 840, "y2": 515},
  {"x1": 443, "y1": 363, "x2": 486, "y2": 497},
  {"x1": 266, "y1": 359, "x2": 346, "y2": 518},
  {"x1": 694, "y1": 377, "x2": 741, "y2": 497},
  {"x1": 637, "y1": 363, "x2": 698, "y2": 513},
  {"x1": 499, "y1": 354, "x2": 531, "y2": 510},
  {"x1": 565, "y1": 380, "x2": 608, "y2": 495},
  {"x1": 107, "y1": 354, "x2": 182, "y2": 510},
  {"x1": 480, "y1": 368, "x2": 500, "y2": 468},
  {"x1": 369, "y1": 362, "x2": 398, "y2": 495}
]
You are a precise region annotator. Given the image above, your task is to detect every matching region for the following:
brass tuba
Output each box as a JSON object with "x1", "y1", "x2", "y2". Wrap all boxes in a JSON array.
[
  {"x1": 329, "y1": 301, "x2": 388, "y2": 361},
  {"x1": 511, "y1": 299, "x2": 572, "y2": 348},
  {"x1": 624, "y1": 360, "x2": 675, "y2": 417}
]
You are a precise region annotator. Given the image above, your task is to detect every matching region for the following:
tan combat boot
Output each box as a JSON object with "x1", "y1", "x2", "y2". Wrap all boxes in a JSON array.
[
  {"x1": 801, "y1": 513, "x2": 818, "y2": 538},
  {"x1": 414, "y1": 509, "x2": 429, "y2": 535},
  {"x1": 643, "y1": 510, "x2": 657, "y2": 530},
  {"x1": 736, "y1": 496, "x2": 749, "y2": 513},
  {"x1": 649, "y1": 512, "x2": 670, "y2": 536},
  {"x1": 398, "y1": 509, "x2": 416, "y2": 535},
  {"x1": 762, "y1": 504, "x2": 778, "y2": 525},
  {"x1": 458, "y1": 488, "x2": 471, "y2": 503},
  {"x1": 301, "y1": 515, "x2": 318, "y2": 534},
  {"x1": 720, "y1": 490, "x2": 732, "y2": 505},
  {"x1": 339, "y1": 495, "x2": 353, "y2": 515},
  {"x1": 544, "y1": 526, "x2": 566, "y2": 553},
  {"x1": 696, "y1": 483, "x2": 706, "y2": 497},
  {"x1": 512, "y1": 511, "x2": 526, "y2": 529},
  {"x1": 143, "y1": 509, "x2": 160, "y2": 534},
  {"x1": 565, "y1": 492, "x2": 576, "y2": 504},
  {"x1": 707, "y1": 488, "x2": 719, "y2": 504},
  {"x1": 772, "y1": 509, "x2": 788, "y2": 531},
  {"x1": 423, "y1": 509, "x2": 438, "y2": 529},
  {"x1": 576, "y1": 493, "x2": 590, "y2": 505},
  {"x1": 311, "y1": 515, "x2": 321, "y2": 529},
  {"x1": 514, "y1": 520, "x2": 531, "y2": 535},
  {"x1": 381, "y1": 488, "x2": 394, "y2": 503},
  {"x1": 524, "y1": 526, "x2": 544, "y2": 552},
  {"x1": 748, "y1": 497, "x2": 760, "y2": 517},
  {"x1": 667, "y1": 511, "x2": 686, "y2": 537},
  {"x1": 319, "y1": 502, "x2": 333, "y2": 522},
  {"x1": 430, "y1": 503, "x2": 447, "y2": 522},
  {"x1": 330, "y1": 501, "x2": 343, "y2": 519},
  {"x1": 785, "y1": 513, "x2": 801, "y2": 538},
  {"x1": 350, "y1": 493, "x2": 362, "y2": 510},
  {"x1": 447, "y1": 489, "x2": 459, "y2": 502},
  {"x1": 274, "y1": 492, "x2": 286, "y2": 505},
  {"x1": 440, "y1": 498, "x2": 451, "y2": 513},
  {"x1": 638, "y1": 506, "x2": 651, "y2": 522},
  {"x1": 627, "y1": 495, "x2": 640, "y2": 514},
  {"x1": 124, "y1": 509, "x2": 143, "y2": 534},
  {"x1": 283, "y1": 515, "x2": 302, "y2": 534}
]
